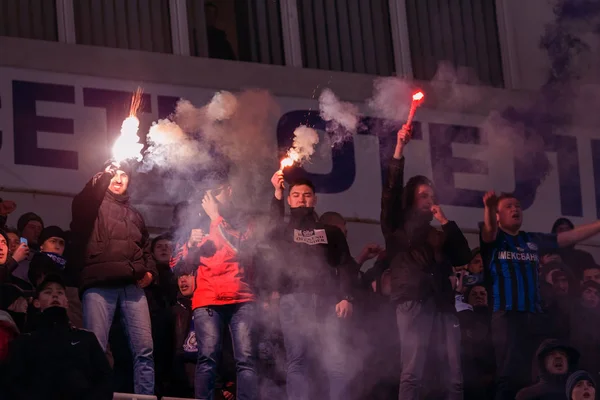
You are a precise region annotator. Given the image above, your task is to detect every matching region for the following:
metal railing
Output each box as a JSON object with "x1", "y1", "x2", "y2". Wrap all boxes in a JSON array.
[{"x1": 113, "y1": 393, "x2": 158, "y2": 400}]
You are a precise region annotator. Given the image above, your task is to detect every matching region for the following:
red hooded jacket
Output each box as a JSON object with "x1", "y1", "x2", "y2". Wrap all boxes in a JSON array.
[{"x1": 170, "y1": 215, "x2": 255, "y2": 310}]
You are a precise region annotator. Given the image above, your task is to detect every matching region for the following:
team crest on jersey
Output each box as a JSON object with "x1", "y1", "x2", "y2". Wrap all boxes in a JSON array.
[
  {"x1": 293, "y1": 229, "x2": 328, "y2": 245},
  {"x1": 527, "y1": 242, "x2": 538, "y2": 251}
]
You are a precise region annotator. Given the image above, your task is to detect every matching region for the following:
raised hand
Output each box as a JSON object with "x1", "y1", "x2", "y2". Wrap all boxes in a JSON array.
[
  {"x1": 431, "y1": 204, "x2": 449, "y2": 225},
  {"x1": 202, "y1": 192, "x2": 220, "y2": 221},
  {"x1": 271, "y1": 170, "x2": 285, "y2": 200},
  {"x1": 483, "y1": 191, "x2": 498, "y2": 210}
]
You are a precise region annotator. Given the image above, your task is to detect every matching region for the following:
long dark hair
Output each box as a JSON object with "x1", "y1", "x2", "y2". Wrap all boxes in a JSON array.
[{"x1": 401, "y1": 175, "x2": 435, "y2": 211}]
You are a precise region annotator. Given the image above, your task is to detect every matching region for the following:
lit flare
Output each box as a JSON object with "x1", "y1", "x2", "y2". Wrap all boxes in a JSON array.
[
  {"x1": 112, "y1": 116, "x2": 143, "y2": 163},
  {"x1": 401, "y1": 90, "x2": 426, "y2": 144}
]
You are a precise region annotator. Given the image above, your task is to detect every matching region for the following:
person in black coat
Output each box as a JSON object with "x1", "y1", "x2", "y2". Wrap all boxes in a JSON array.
[
  {"x1": 71, "y1": 160, "x2": 157, "y2": 395},
  {"x1": 516, "y1": 339, "x2": 579, "y2": 400},
  {"x1": 381, "y1": 125, "x2": 472, "y2": 400},
  {"x1": 266, "y1": 172, "x2": 358, "y2": 400},
  {"x1": 1, "y1": 274, "x2": 112, "y2": 400}
]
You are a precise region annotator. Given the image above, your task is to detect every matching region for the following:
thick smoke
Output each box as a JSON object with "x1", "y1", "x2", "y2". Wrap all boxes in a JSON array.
[
  {"x1": 141, "y1": 118, "x2": 211, "y2": 173},
  {"x1": 318, "y1": 88, "x2": 361, "y2": 147},
  {"x1": 287, "y1": 125, "x2": 319, "y2": 165},
  {"x1": 139, "y1": 90, "x2": 280, "y2": 212}
]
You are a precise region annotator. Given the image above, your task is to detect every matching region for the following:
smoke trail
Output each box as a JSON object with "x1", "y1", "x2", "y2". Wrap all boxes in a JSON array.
[
  {"x1": 430, "y1": 61, "x2": 482, "y2": 111},
  {"x1": 318, "y1": 88, "x2": 361, "y2": 147}
]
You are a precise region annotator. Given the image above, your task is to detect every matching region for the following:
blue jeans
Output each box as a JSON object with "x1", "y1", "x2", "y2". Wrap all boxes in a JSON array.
[
  {"x1": 279, "y1": 293, "x2": 351, "y2": 400},
  {"x1": 193, "y1": 302, "x2": 257, "y2": 400},
  {"x1": 396, "y1": 298, "x2": 462, "y2": 400},
  {"x1": 82, "y1": 285, "x2": 155, "y2": 395}
]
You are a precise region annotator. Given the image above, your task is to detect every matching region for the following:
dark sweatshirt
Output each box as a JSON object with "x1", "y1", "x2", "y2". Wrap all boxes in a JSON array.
[
  {"x1": 266, "y1": 198, "x2": 357, "y2": 301},
  {"x1": 1, "y1": 306, "x2": 112, "y2": 400},
  {"x1": 380, "y1": 157, "x2": 472, "y2": 308}
]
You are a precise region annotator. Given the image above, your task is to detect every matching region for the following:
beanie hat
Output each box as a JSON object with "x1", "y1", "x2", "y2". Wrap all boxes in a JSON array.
[
  {"x1": 35, "y1": 274, "x2": 66, "y2": 297},
  {"x1": 17, "y1": 212, "x2": 44, "y2": 234},
  {"x1": 38, "y1": 226, "x2": 66, "y2": 247},
  {"x1": 566, "y1": 370, "x2": 595, "y2": 399},
  {"x1": 102, "y1": 159, "x2": 134, "y2": 177}
]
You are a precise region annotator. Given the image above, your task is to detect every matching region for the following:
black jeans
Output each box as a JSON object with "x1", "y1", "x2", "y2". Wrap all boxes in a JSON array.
[
  {"x1": 491, "y1": 311, "x2": 537, "y2": 400},
  {"x1": 396, "y1": 298, "x2": 462, "y2": 400}
]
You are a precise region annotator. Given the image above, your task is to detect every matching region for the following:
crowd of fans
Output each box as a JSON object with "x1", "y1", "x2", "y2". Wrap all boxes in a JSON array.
[{"x1": 0, "y1": 125, "x2": 599, "y2": 400}]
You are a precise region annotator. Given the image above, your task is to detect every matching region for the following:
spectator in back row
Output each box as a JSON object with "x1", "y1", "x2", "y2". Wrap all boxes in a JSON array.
[
  {"x1": 71, "y1": 160, "x2": 156, "y2": 395},
  {"x1": 566, "y1": 370, "x2": 596, "y2": 400},
  {"x1": 516, "y1": 340, "x2": 579, "y2": 400},
  {"x1": 1, "y1": 275, "x2": 112, "y2": 400},
  {"x1": 0, "y1": 230, "x2": 29, "y2": 285},
  {"x1": 551, "y1": 218, "x2": 596, "y2": 278}
]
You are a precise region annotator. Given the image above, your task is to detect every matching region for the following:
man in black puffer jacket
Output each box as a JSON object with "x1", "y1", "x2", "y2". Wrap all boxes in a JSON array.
[
  {"x1": 381, "y1": 125, "x2": 472, "y2": 400},
  {"x1": 265, "y1": 172, "x2": 357, "y2": 400},
  {"x1": 71, "y1": 160, "x2": 157, "y2": 395}
]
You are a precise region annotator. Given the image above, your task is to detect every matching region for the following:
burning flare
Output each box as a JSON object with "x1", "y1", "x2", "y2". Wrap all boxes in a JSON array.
[
  {"x1": 401, "y1": 90, "x2": 426, "y2": 144},
  {"x1": 280, "y1": 157, "x2": 294, "y2": 170},
  {"x1": 111, "y1": 88, "x2": 144, "y2": 163}
]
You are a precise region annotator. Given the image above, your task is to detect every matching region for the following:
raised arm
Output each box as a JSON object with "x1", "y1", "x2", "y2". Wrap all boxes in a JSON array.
[
  {"x1": 270, "y1": 170, "x2": 285, "y2": 222},
  {"x1": 381, "y1": 125, "x2": 411, "y2": 237},
  {"x1": 70, "y1": 170, "x2": 113, "y2": 237},
  {"x1": 557, "y1": 220, "x2": 600, "y2": 248},
  {"x1": 481, "y1": 191, "x2": 499, "y2": 243}
]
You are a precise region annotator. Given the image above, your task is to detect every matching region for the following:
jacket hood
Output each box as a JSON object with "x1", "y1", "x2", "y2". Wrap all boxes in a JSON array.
[{"x1": 535, "y1": 339, "x2": 579, "y2": 380}]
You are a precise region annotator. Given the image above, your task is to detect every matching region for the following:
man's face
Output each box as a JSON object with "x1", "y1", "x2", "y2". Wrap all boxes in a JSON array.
[
  {"x1": 572, "y1": 379, "x2": 595, "y2": 400},
  {"x1": 40, "y1": 236, "x2": 65, "y2": 256},
  {"x1": 209, "y1": 185, "x2": 232, "y2": 206},
  {"x1": 178, "y1": 275, "x2": 195, "y2": 297},
  {"x1": 553, "y1": 275, "x2": 569, "y2": 296},
  {"x1": 468, "y1": 254, "x2": 483, "y2": 274},
  {"x1": 0, "y1": 236, "x2": 7, "y2": 264},
  {"x1": 34, "y1": 282, "x2": 68, "y2": 311},
  {"x1": 544, "y1": 350, "x2": 568, "y2": 375},
  {"x1": 582, "y1": 286, "x2": 600, "y2": 309},
  {"x1": 583, "y1": 268, "x2": 600, "y2": 285},
  {"x1": 468, "y1": 286, "x2": 488, "y2": 307},
  {"x1": 6, "y1": 232, "x2": 19, "y2": 256},
  {"x1": 153, "y1": 239, "x2": 173, "y2": 264},
  {"x1": 288, "y1": 185, "x2": 316, "y2": 208},
  {"x1": 497, "y1": 197, "x2": 522, "y2": 231},
  {"x1": 22, "y1": 220, "x2": 43, "y2": 244},
  {"x1": 109, "y1": 170, "x2": 129, "y2": 195},
  {"x1": 413, "y1": 184, "x2": 434, "y2": 215}
]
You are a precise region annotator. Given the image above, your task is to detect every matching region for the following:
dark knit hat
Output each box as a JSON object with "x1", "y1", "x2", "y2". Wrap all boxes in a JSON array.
[
  {"x1": 17, "y1": 212, "x2": 44, "y2": 234},
  {"x1": 566, "y1": 370, "x2": 595, "y2": 399},
  {"x1": 38, "y1": 226, "x2": 66, "y2": 247},
  {"x1": 35, "y1": 274, "x2": 66, "y2": 297},
  {"x1": 103, "y1": 159, "x2": 134, "y2": 177}
]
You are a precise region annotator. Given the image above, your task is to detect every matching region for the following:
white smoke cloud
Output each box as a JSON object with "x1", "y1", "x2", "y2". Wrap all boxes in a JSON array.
[
  {"x1": 318, "y1": 88, "x2": 361, "y2": 146},
  {"x1": 287, "y1": 125, "x2": 320, "y2": 165},
  {"x1": 141, "y1": 118, "x2": 211, "y2": 173},
  {"x1": 206, "y1": 90, "x2": 238, "y2": 122},
  {"x1": 367, "y1": 76, "x2": 412, "y2": 121}
]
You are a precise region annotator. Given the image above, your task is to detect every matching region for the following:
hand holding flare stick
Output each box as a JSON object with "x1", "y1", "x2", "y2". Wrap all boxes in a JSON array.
[
  {"x1": 111, "y1": 87, "x2": 145, "y2": 164},
  {"x1": 401, "y1": 91, "x2": 425, "y2": 144}
]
